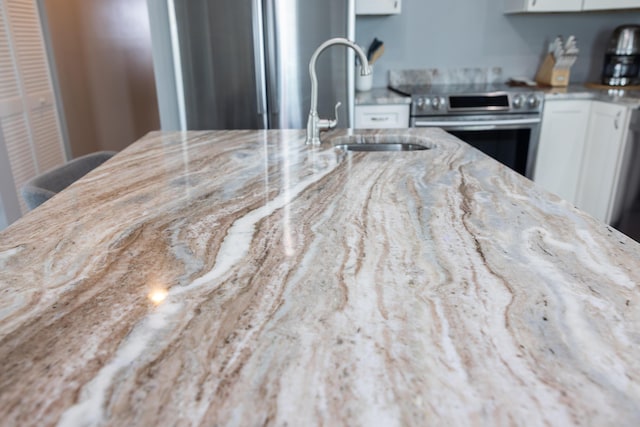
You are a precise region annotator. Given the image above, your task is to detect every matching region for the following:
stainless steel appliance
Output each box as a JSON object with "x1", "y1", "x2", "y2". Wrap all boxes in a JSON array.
[
  {"x1": 389, "y1": 84, "x2": 544, "y2": 178},
  {"x1": 170, "y1": 0, "x2": 355, "y2": 130},
  {"x1": 601, "y1": 24, "x2": 640, "y2": 86},
  {"x1": 612, "y1": 108, "x2": 640, "y2": 242}
]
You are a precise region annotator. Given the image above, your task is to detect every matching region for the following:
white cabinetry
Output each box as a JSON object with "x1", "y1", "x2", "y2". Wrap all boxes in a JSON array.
[
  {"x1": 535, "y1": 98, "x2": 632, "y2": 224},
  {"x1": 356, "y1": 0, "x2": 401, "y2": 15},
  {"x1": 582, "y1": 0, "x2": 640, "y2": 10},
  {"x1": 354, "y1": 104, "x2": 409, "y2": 129},
  {"x1": 575, "y1": 101, "x2": 630, "y2": 223},
  {"x1": 505, "y1": 0, "x2": 583, "y2": 13},
  {"x1": 534, "y1": 100, "x2": 591, "y2": 202}
]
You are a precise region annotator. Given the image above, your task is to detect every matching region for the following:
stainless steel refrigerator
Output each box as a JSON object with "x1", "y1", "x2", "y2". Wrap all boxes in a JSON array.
[{"x1": 169, "y1": 0, "x2": 356, "y2": 130}]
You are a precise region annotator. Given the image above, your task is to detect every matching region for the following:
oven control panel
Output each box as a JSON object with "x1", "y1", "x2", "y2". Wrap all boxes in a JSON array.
[{"x1": 409, "y1": 90, "x2": 544, "y2": 116}]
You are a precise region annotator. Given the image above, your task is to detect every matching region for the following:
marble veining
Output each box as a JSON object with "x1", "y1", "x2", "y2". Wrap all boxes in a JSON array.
[
  {"x1": 389, "y1": 67, "x2": 504, "y2": 87},
  {"x1": 0, "y1": 129, "x2": 639, "y2": 426}
]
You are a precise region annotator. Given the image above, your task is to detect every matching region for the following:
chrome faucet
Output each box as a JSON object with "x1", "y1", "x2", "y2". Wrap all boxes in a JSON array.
[{"x1": 305, "y1": 38, "x2": 371, "y2": 145}]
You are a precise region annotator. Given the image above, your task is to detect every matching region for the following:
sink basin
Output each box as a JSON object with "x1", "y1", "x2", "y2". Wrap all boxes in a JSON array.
[
  {"x1": 330, "y1": 134, "x2": 433, "y2": 153},
  {"x1": 334, "y1": 143, "x2": 429, "y2": 152}
]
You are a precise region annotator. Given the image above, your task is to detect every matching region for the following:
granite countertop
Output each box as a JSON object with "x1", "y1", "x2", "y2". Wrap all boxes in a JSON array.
[
  {"x1": 355, "y1": 82, "x2": 640, "y2": 107},
  {"x1": 542, "y1": 84, "x2": 640, "y2": 105},
  {"x1": 355, "y1": 87, "x2": 411, "y2": 105},
  {"x1": 1, "y1": 129, "x2": 639, "y2": 426}
]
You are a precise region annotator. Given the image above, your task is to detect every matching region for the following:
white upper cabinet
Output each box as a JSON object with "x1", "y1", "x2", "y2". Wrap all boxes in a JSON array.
[
  {"x1": 505, "y1": 0, "x2": 640, "y2": 12},
  {"x1": 582, "y1": 0, "x2": 640, "y2": 10},
  {"x1": 356, "y1": 0, "x2": 401, "y2": 15},
  {"x1": 505, "y1": 0, "x2": 583, "y2": 13}
]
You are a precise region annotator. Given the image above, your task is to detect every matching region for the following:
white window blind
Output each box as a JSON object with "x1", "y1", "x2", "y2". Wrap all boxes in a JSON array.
[{"x1": 0, "y1": 0, "x2": 65, "y2": 214}]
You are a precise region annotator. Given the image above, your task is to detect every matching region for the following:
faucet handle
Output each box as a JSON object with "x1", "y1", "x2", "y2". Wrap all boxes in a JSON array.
[
  {"x1": 318, "y1": 101, "x2": 342, "y2": 130},
  {"x1": 334, "y1": 101, "x2": 342, "y2": 115},
  {"x1": 331, "y1": 102, "x2": 342, "y2": 128}
]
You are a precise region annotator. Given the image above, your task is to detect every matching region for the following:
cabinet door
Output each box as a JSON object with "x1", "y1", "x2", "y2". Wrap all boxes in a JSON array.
[
  {"x1": 575, "y1": 102, "x2": 630, "y2": 224},
  {"x1": 582, "y1": 0, "x2": 640, "y2": 10},
  {"x1": 356, "y1": 0, "x2": 401, "y2": 15},
  {"x1": 505, "y1": 0, "x2": 582, "y2": 12},
  {"x1": 534, "y1": 100, "x2": 591, "y2": 203}
]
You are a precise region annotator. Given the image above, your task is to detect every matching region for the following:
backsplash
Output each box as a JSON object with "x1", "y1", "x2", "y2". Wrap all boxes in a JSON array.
[{"x1": 388, "y1": 67, "x2": 504, "y2": 87}]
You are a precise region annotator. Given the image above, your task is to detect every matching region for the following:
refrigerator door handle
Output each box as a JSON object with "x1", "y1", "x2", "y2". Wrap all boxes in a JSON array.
[
  {"x1": 347, "y1": 0, "x2": 356, "y2": 128},
  {"x1": 263, "y1": 0, "x2": 280, "y2": 126},
  {"x1": 251, "y1": 0, "x2": 268, "y2": 129}
]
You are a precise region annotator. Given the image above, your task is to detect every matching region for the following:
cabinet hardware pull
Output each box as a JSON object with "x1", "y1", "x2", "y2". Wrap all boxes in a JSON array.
[
  {"x1": 614, "y1": 111, "x2": 621, "y2": 130},
  {"x1": 371, "y1": 117, "x2": 389, "y2": 121},
  {"x1": 531, "y1": 0, "x2": 537, "y2": 6}
]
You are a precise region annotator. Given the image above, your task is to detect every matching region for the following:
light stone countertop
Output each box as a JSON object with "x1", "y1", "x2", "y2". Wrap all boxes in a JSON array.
[
  {"x1": 355, "y1": 87, "x2": 411, "y2": 105},
  {"x1": 541, "y1": 85, "x2": 640, "y2": 106},
  {"x1": 0, "y1": 129, "x2": 639, "y2": 426},
  {"x1": 354, "y1": 83, "x2": 640, "y2": 107}
]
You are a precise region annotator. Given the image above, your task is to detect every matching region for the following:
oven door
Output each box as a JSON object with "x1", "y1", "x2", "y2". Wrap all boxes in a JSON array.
[{"x1": 412, "y1": 115, "x2": 541, "y2": 179}]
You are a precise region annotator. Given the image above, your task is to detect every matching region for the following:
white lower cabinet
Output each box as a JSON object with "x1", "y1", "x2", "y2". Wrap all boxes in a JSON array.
[
  {"x1": 535, "y1": 99, "x2": 632, "y2": 224},
  {"x1": 354, "y1": 104, "x2": 409, "y2": 129},
  {"x1": 534, "y1": 100, "x2": 591, "y2": 202},
  {"x1": 575, "y1": 101, "x2": 630, "y2": 223}
]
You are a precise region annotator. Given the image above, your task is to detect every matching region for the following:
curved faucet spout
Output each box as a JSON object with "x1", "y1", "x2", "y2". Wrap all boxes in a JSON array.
[{"x1": 305, "y1": 38, "x2": 371, "y2": 145}]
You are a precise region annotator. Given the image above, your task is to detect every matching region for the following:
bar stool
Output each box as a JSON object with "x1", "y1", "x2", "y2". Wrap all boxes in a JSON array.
[{"x1": 21, "y1": 151, "x2": 117, "y2": 211}]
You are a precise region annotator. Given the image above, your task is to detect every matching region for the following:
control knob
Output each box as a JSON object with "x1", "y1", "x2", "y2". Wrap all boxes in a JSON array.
[
  {"x1": 416, "y1": 97, "x2": 427, "y2": 111},
  {"x1": 512, "y1": 95, "x2": 523, "y2": 109},
  {"x1": 526, "y1": 94, "x2": 540, "y2": 109},
  {"x1": 431, "y1": 97, "x2": 441, "y2": 110}
]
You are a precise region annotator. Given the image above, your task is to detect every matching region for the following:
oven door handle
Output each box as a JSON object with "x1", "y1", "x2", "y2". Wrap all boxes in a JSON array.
[{"x1": 414, "y1": 117, "x2": 541, "y2": 130}]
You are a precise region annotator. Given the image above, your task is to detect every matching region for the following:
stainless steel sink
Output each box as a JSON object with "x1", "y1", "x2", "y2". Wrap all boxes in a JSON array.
[
  {"x1": 334, "y1": 143, "x2": 429, "y2": 152},
  {"x1": 330, "y1": 134, "x2": 432, "y2": 153}
]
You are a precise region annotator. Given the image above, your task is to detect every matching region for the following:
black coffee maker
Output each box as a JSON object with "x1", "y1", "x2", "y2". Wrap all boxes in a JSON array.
[{"x1": 602, "y1": 24, "x2": 640, "y2": 86}]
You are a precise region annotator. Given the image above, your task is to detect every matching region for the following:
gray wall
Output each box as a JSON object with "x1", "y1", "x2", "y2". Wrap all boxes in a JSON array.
[{"x1": 356, "y1": 0, "x2": 640, "y2": 86}]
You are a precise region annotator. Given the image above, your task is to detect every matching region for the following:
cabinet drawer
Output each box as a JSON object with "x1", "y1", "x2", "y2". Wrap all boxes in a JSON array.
[{"x1": 354, "y1": 105, "x2": 409, "y2": 129}]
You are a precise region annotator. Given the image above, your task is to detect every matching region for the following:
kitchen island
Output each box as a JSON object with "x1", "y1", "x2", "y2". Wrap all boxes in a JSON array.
[{"x1": 0, "y1": 129, "x2": 638, "y2": 426}]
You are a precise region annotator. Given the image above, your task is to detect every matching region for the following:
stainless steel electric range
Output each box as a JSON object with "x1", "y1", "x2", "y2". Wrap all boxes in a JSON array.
[{"x1": 389, "y1": 83, "x2": 544, "y2": 179}]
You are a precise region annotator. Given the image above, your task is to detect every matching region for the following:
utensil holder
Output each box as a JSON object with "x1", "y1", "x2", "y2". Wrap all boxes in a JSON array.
[
  {"x1": 535, "y1": 54, "x2": 570, "y2": 87},
  {"x1": 356, "y1": 65, "x2": 373, "y2": 92}
]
